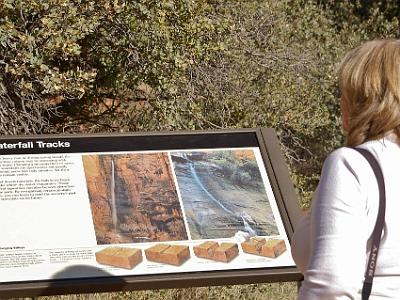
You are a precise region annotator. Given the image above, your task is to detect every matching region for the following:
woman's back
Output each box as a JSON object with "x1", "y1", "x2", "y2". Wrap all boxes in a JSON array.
[{"x1": 293, "y1": 134, "x2": 400, "y2": 299}]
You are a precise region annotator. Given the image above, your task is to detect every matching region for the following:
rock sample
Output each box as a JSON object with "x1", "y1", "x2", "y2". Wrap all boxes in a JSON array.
[
  {"x1": 144, "y1": 244, "x2": 170, "y2": 263},
  {"x1": 213, "y1": 243, "x2": 239, "y2": 262},
  {"x1": 95, "y1": 247, "x2": 142, "y2": 269},
  {"x1": 241, "y1": 237, "x2": 286, "y2": 258},
  {"x1": 193, "y1": 241, "x2": 219, "y2": 259},
  {"x1": 145, "y1": 244, "x2": 190, "y2": 266},
  {"x1": 241, "y1": 237, "x2": 266, "y2": 254},
  {"x1": 193, "y1": 241, "x2": 239, "y2": 263}
]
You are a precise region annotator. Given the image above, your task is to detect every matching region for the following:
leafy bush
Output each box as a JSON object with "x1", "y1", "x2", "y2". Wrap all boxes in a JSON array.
[
  {"x1": 0, "y1": 0, "x2": 108, "y2": 133},
  {"x1": 1, "y1": 0, "x2": 399, "y2": 203}
]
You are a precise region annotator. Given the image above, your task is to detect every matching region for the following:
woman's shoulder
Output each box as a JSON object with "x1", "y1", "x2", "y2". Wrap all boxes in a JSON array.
[
  {"x1": 327, "y1": 146, "x2": 361, "y2": 160},
  {"x1": 326, "y1": 136, "x2": 399, "y2": 166},
  {"x1": 324, "y1": 146, "x2": 368, "y2": 170},
  {"x1": 319, "y1": 146, "x2": 382, "y2": 187},
  {"x1": 323, "y1": 137, "x2": 399, "y2": 180}
]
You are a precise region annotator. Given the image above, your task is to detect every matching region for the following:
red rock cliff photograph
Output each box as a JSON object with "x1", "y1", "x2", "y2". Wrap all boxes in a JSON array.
[{"x1": 82, "y1": 153, "x2": 188, "y2": 245}]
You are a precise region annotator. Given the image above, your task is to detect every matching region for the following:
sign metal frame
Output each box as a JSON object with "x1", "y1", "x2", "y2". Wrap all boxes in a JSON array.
[{"x1": 0, "y1": 128, "x2": 303, "y2": 298}]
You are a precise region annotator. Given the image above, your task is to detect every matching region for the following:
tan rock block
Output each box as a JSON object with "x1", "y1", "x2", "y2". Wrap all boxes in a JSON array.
[
  {"x1": 145, "y1": 244, "x2": 190, "y2": 266},
  {"x1": 241, "y1": 239, "x2": 263, "y2": 255},
  {"x1": 160, "y1": 245, "x2": 190, "y2": 266},
  {"x1": 193, "y1": 241, "x2": 219, "y2": 259},
  {"x1": 259, "y1": 245, "x2": 275, "y2": 257},
  {"x1": 261, "y1": 239, "x2": 286, "y2": 258},
  {"x1": 241, "y1": 237, "x2": 286, "y2": 258},
  {"x1": 95, "y1": 247, "x2": 142, "y2": 269},
  {"x1": 212, "y1": 243, "x2": 239, "y2": 263},
  {"x1": 252, "y1": 237, "x2": 267, "y2": 244},
  {"x1": 144, "y1": 244, "x2": 170, "y2": 263}
]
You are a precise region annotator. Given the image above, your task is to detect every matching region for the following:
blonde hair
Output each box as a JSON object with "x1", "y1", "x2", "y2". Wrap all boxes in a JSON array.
[{"x1": 338, "y1": 39, "x2": 400, "y2": 147}]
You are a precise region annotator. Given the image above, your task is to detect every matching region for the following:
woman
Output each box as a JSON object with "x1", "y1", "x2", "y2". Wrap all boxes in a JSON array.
[{"x1": 292, "y1": 39, "x2": 400, "y2": 299}]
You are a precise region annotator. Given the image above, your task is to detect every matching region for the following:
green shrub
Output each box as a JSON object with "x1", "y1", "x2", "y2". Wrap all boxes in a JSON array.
[
  {"x1": 0, "y1": 0, "x2": 110, "y2": 133},
  {"x1": 1, "y1": 0, "x2": 399, "y2": 203}
]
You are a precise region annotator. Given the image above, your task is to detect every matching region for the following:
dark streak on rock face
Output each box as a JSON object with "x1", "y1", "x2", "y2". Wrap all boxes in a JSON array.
[{"x1": 82, "y1": 153, "x2": 188, "y2": 245}]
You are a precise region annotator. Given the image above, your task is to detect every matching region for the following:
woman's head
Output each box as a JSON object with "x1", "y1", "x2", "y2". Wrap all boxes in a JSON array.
[{"x1": 338, "y1": 39, "x2": 400, "y2": 146}]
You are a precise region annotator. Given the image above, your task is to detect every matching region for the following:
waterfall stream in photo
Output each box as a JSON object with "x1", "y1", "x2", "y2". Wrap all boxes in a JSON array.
[
  {"x1": 110, "y1": 156, "x2": 118, "y2": 230},
  {"x1": 183, "y1": 153, "x2": 258, "y2": 236}
]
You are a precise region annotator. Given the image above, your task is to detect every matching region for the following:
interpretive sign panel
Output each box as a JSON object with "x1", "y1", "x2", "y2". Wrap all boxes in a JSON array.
[{"x1": 0, "y1": 128, "x2": 302, "y2": 298}]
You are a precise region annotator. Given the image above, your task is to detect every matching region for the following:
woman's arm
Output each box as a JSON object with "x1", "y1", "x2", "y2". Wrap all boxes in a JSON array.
[{"x1": 295, "y1": 148, "x2": 369, "y2": 299}]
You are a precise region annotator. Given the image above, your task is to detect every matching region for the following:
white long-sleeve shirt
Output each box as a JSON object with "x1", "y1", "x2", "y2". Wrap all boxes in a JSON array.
[{"x1": 292, "y1": 134, "x2": 400, "y2": 299}]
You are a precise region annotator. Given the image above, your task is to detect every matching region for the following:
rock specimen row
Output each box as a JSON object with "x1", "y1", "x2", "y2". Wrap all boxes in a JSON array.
[
  {"x1": 145, "y1": 244, "x2": 190, "y2": 266},
  {"x1": 241, "y1": 237, "x2": 286, "y2": 258},
  {"x1": 95, "y1": 247, "x2": 142, "y2": 269},
  {"x1": 194, "y1": 241, "x2": 239, "y2": 263},
  {"x1": 95, "y1": 238, "x2": 286, "y2": 270}
]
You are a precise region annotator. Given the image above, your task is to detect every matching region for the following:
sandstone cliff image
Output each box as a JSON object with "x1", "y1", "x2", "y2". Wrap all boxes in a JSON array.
[
  {"x1": 171, "y1": 149, "x2": 278, "y2": 240},
  {"x1": 82, "y1": 153, "x2": 188, "y2": 244}
]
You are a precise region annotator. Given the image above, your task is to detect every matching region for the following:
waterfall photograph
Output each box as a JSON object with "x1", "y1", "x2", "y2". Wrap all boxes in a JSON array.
[
  {"x1": 82, "y1": 153, "x2": 188, "y2": 245},
  {"x1": 171, "y1": 149, "x2": 279, "y2": 240}
]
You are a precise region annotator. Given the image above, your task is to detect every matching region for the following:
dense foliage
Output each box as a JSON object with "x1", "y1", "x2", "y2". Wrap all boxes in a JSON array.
[
  {"x1": 1, "y1": 0, "x2": 399, "y2": 207},
  {"x1": 1, "y1": 0, "x2": 399, "y2": 204}
]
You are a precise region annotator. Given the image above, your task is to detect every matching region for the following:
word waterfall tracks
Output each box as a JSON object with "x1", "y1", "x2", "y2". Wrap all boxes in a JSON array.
[
  {"x1": 0, "y1": 141, "x2": 71, "y2": 149},
  {"x1": 171, "y1": 150, "x2": 278, "y2": 240}
]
